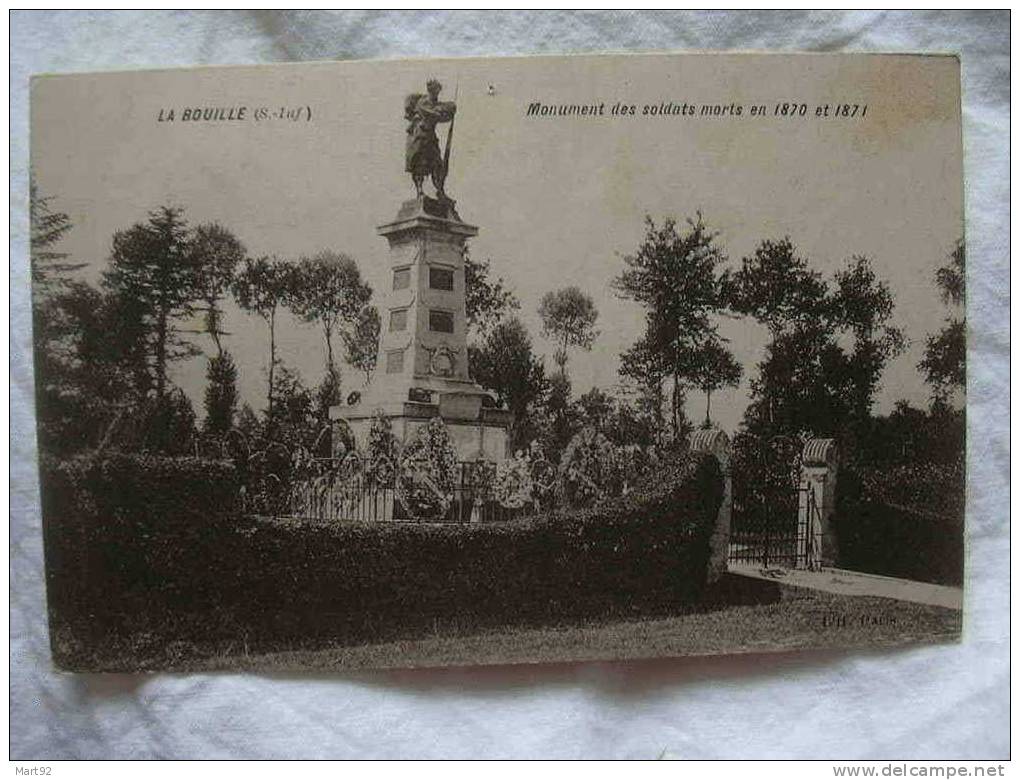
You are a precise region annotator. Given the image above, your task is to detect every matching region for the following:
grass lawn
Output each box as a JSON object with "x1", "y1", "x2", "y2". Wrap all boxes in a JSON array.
[{"x1": 186, "y1": 576, "x2": 960, "y2": 672}]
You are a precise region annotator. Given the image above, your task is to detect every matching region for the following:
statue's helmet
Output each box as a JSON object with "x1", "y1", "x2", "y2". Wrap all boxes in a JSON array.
[{"x1": 426, "y1": 78, "x2": 442, "y2": 94}]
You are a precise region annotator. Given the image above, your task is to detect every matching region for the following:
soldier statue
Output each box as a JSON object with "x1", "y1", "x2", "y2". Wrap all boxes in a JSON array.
[{"x1": 405, "y1": 79, "x2": 457, "y2": 207}]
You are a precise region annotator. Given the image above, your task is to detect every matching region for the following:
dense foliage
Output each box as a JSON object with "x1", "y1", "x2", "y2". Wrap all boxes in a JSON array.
[
  {"x1": 836, "y1": 461, "x2": 964, "y2": 586},
  {"x1": 203, "y1": 352, "x2": 239, "y2": 436},
  {"x1": 728, "y1": 241, "x2": 904, "y2": 443},
  {"x1": 829, "y1": 395, "x2": 965, "y2": 585},
  {"x1": 345, "y1": 305, "x2": 381, "y2": 384},
  {"x1": 464, "y1": 251, "x2": 520, "y2": 336},
  {"x1": 469, "y1": 317, "x2": 548, "y2": 450},
  {"x1": 29, "y1": 177, "x2": 81, "y2": 294}
]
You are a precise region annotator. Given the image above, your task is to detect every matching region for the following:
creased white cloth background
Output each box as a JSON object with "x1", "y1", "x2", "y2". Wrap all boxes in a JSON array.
[{"x1": 9, "y1": 10, "x2": 1009, "y2": 760}]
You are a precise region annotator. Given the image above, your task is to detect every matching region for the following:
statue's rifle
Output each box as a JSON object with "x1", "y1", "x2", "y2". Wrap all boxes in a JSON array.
[{"x1": 442, "y1": 79, "x2": 459, "y2": 180}]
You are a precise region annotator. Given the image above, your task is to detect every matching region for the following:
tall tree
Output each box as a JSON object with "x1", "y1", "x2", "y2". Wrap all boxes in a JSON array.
[
  {"x1": 29, "y1": 177, "x2": 82, "y2": 297},
  {"x1": 203, "y1": 352, "x2": 239, "y2": 436},
  {"x1": 232, "y1": 255, "x2": 296, "y2": 427},
  {"x1": 830, "y1": 255, "x2": 905, "y2": 426},
  {"x1": 919, "y1": 240, "x2": 965, "y2": 405},
  {"x1": 290, "y1": 250, "x2": 372, "y2": 389},
  {"x1": 692, "y1": 340, "x2": 742, "y2": 428},
  {"x1": 538, "y1": 286, "x2": 599, "y2": 374},
  {"x1": 30, "y1": 180, "x2": 82, "y2": 452},
  {"x1": 464, "y1": 251, "x2": 520, "y2": 337},
  {"x1": 537, "y1": 369, "x2": 581, "y2": 461},
  {"x1": 102, "y1": 205, "x2": 202, "y2": 399},
  {"x1": 618, "y1": 333, "x2": 672, "y2": 441},
  {"x1": 35, "y1": 282, "x2": 151, "y2": 454},
  {"x1": 190, "y1": 223, "x2": 246, "y2": 437},
  {"x1": 26, "y1": 183, "x2": 154, "y2": 454},
  {"x1": 315, "y1": 366, "x2": 343, "y2": 421},
  {"x1": 726, "y1": 237, "x2": 830, "y2": 435},
  {"x1": 190, "y1": 223, "x2": 246, "y2": 355},
  {"x1": 725, "y1": 237, "x2": 828, "y2": 339},
  {"x1": 346, "y1": 305, "x2": 381, "y2": 385},
  {"x1": 469, "y1": 317, "x2": 548, "y2": 449},
  {"x1": 613, "y1": 214, "x2": 729, "y2": 440},
  {"x1": 271, "y1": 363, "x2": 318, "y2": 448}
]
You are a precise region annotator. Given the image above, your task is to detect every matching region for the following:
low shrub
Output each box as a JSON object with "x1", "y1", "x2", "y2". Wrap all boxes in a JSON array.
[{"x1": 41, "y1": 449, "x2": 723, "y2": 666}]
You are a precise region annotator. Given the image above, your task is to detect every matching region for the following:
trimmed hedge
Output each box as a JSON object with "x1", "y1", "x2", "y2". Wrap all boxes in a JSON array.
[
  {"x1": 41, "y1": 450, "x2": 722, "y2": 666},
  {"x1": 836, "y1": 463, "x2": 964, "y2": 586}
]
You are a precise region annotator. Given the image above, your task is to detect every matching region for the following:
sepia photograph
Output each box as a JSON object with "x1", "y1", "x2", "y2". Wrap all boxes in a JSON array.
[{"x1": 29, "y1": 51, "x2": 966, "y2": 674}]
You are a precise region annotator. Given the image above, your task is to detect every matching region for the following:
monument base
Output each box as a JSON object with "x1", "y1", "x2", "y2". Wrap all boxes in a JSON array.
[{"x1": 330, "y1": 395, "x2": 513, "y2": 462}]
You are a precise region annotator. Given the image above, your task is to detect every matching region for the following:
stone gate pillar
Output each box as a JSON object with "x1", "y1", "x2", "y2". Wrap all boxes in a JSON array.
[
  {"x1": 689, "y1": 429, "x2": 731, "y2": 584},
  {"x1": 801, "y1": 438, "x2": 839, "y2": 568}
]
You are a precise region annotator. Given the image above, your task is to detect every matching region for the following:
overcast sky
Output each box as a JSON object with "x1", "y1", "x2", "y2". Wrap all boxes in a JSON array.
[{"x1": 31, "y1": 53, "x2": 963, "y2": 433}]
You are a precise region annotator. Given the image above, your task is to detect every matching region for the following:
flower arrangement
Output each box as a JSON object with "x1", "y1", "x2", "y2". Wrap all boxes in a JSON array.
[
  {"x1": 493, "y1": 450, "x2": 535, "y2": 509},
  {"x1": 396, "y1": 416, "x2": 459, "y2": 519},
  {"x1": 526, "y1": 442, "x2": 558, "y2": 508},
  {"x1": 464, "y1": 459, "x2": 497, "y2": 502},
  {"x1": 363, "y1": 410, "x2": 400, "y2": 488},
  {"x1": 557, "y1": 426, "x2": 618, "y2": 508},
  {"x1": 332, "y1": 418, "x2": 357, "y2": 459}
]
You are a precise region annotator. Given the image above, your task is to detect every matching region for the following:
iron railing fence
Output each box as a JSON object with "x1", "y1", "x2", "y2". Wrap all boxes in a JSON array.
[{"x1": 286, "y1": 458, "x2": 529, "y2": 524}]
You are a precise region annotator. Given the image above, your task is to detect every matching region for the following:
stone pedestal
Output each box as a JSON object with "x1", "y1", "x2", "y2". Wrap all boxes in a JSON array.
[{"x1": 331, "y1": 197, "x2": 513, "y2": 461}]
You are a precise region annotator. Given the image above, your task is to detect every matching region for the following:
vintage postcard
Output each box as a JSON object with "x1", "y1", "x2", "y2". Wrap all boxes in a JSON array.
[{"x1": 29, "y1": 52, "x2": 965, "y2": 672}]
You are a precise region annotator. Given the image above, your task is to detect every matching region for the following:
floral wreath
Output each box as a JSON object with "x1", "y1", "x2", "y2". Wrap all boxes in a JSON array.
[{"x1": 396, "y1": 417, "x2": 458, "y2": 520}]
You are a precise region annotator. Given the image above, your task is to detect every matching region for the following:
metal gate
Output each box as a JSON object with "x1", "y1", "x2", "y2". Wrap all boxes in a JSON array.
[{"x1": 728, "y1": 434, "x2": 816, "y2": 569}]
